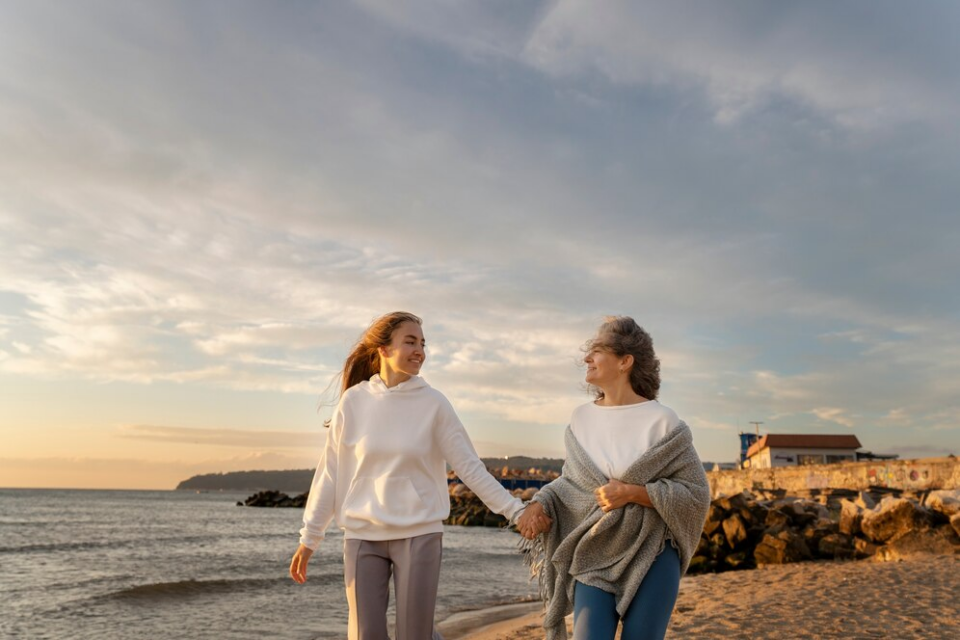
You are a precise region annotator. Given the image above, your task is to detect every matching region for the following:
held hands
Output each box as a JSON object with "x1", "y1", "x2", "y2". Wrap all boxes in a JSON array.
[
  {"x1": 289, "y1": 544, "x2": 314, "y2": 584},
  {"x1": 516, "y1": 501, "x2": 552, "y2": 539},
  {"x1": 594, "y1": 478, "x2": 648, "y2": 512}
]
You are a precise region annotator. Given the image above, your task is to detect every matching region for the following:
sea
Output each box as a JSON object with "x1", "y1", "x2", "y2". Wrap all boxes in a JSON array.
[{"x1": 0, "y1": 489, "x2": 539, "y2": 639}]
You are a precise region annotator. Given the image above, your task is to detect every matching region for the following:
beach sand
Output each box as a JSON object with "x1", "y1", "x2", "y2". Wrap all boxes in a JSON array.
[{"x1": 446, "y1": 554, "x2": 960, "y2": 639}]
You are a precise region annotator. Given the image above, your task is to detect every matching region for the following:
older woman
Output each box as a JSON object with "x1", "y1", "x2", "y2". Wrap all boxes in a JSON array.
[{"x1": 517, "y1": 316, "x2": 710, "y2": 640}]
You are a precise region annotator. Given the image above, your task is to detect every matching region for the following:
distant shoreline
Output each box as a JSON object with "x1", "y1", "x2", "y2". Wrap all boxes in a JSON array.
[{"x1": 0, "y1": 487, "x2": 249, "y2": 493}]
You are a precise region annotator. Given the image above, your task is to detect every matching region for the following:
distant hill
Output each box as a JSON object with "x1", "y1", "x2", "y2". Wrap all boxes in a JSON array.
[
  {"x1": 175, "y1": 456, "x2": 566, "y2": 492},
  {"x1": 175, "y1": 469, "x2": 314, "y2": 493}
]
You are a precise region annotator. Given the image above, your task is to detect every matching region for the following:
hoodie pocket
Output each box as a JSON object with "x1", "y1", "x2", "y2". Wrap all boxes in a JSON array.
[{"x1": 341, "y1": 476, "x2": 430, "y2": 529}]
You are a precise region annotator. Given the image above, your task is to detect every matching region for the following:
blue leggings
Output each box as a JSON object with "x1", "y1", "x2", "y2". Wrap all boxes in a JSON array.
[{"x1": 572, "y1": 544, "x2": 681, "y2": 640}]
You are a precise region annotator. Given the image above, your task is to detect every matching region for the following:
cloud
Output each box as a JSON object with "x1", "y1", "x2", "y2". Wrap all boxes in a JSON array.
[
  {"x1": 117, "y1": 424, "x2": 322, "y2": 449},
  {"x1": 810, "y1": 407, "x2": 856, "y2": 428},
  {"x1": 0, "y1": 1, "x2": 958, "y2": 468},
  {"x1": 520, "y1": 1, "x2": 960, "y2": 128}
]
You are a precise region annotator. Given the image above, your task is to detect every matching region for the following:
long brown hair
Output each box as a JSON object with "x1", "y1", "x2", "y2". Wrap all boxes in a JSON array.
[
  {"x1": 584, "y1": 315, "x2": 660, "y2": 401},
  {"x1": 339, "y1": 311, "x2": 423, "y2": 396},
  {"x1": 321, "y1": 311, "x2": 423, "y2": 427}
]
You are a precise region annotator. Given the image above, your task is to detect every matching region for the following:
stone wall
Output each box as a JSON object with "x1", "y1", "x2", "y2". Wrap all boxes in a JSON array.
[{"x1": 707, "y1": 456, "x2": 960, "y2": 498}]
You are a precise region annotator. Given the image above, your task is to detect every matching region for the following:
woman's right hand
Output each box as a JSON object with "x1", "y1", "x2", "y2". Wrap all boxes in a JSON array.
[
  {"x1": 289, "y1": 544, "x2": 315, "y2": 584},
  {"x1": 516, "y1": 502, "x2": 552, "y2": 539}
]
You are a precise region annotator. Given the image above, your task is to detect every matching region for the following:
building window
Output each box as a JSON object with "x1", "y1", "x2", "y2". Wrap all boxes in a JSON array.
[
  {"x1": 825, "y1": 455, "x2": 853, "y2": 464},
  {"x1": 797, "y1": 454, "x2": 825, "y2": 466}
]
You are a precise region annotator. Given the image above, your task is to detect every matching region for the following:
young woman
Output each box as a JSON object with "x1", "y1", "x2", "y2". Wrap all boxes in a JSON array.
[
  {"x1": 516, "y1": 316, "x2": 710, "y2": 640},
  {"x1": 289, "y1": 311, "x2": 537, "y2": 640}
]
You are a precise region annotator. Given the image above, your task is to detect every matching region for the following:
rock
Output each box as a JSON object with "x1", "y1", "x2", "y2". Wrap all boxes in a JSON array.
[
  {"x1": 709, "y1": 531, "x2": 726, "y2": 550},
  {"x1": 703, "y1": 504, "x2": 726, "y2": 536},
  {"x1": 482, "y1": 512, "x2": 507, "y2": 527},
  {"x1": 717, "y1": 492, "x2": 751, "y2": 512},
  {"x1": 724, "y1": 551, "x2": 750, "y2": 569},
  {"x1": 860, "y1": 497, "x2": 929, "y2": 543},
  {"x1": 449, "y1": 483, "x2": 473, "y2": 498},
  {"x1": 722, "y1": 514, "x2": 749, "y2": 548},
  {"x1": 241, "y1": 490, "x2": 307, "y2": 508},
  {"x1": 764, "y1": 509, "x2": 790, "y2": 531},
  {"x1": 695, "y1": 535, "x2": 710, "y2": 557},
  {"x1": 803, "y1": 522, "x2": 837, "y2": 552},
  {"x1": 520, "y1": 487, "x2": 539, "y2": 501},
  {"x1": 853, "y1": 537, "x2": 879, "y2": 558},
  {"x1": 687, "y1": 555, "x2": 710, "y2": 573},
  {"x1": 818, "y1": 533, "x2": 855, "y2": 559},
  {"x1": 754, "y1": 529, "x2": 812, "y2": 565},
  {"x1": 744, "y1": 502, "x2": 770, "y2": 526},
  {"x1": 924, "y1": 489, "x2": 960, "y2": 518},
  {"x1": 855, "y1": 491, "x2": 877, "y2": 510},
  {"x1": 951, "y1": 513, "x2": 960, "y2": 538},
  {"x1": 873, "y1": 526, "x2": 960, "y2": 562},
  {"x1": 774, "y1": 502, "x2": 818, "y2": 528},
  {"x1": 839, "y1": 499, "x2": 864, "y2": 536}
]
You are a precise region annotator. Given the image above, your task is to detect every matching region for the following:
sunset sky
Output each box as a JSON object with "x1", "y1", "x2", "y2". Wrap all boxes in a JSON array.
[{"x1": 2, "y1": 1, "x2": 959, "y2": 489}]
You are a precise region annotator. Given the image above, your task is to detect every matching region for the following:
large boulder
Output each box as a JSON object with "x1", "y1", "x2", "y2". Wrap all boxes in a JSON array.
[
  {"x1": 860, "y1": 497, "x2": 929, "y2": 543},
  {"x1": 764, "y1": 509, "x2": 791, "y2": 531},
  {"x1": 687, "y1": 555, "x2": 711, "y2": 573},
  {"x1": 853, "y1": 537, "x2": 879, "y2": 559},
  {"x1": 709, "y1": 531, "x2": 727, "y2": 550},
  {"x1": 754, "y1": 529, "x2": 812, "y2": 565},
  {"x1": 773, "y1": 501, "x2": 819, "y2": 528},
  {"x1": 703, "y1": 504, "x2": 726, "y2": 536},
  {"x1": 873, "y1": 526, "x2": 960, "y2": 562},
  {"x1": 717, "y1": 492, "x2": 751, "y2": 512},
  {"x1": 241, "y1": 490, "x2": 307, "y2": 508},
  {"x1": 855, "y1": 491, "x2": 878, "y2": 510},
  {"x1": 449, "y1": 483, "x2": 474, "y2": 498},
  {"x1": 722, "y1": 514, "x2": 749, "y2": 548},
  {"x1": 924, "y1": 489, "x2": 960, "y2": 518},
  {"x1": 803, "y1": 521, "x2": 838, "y2": 552},
  {"x1": 723, "y1": 551, "x2": 750, "y2": 569},
  {"x1": 839, "y1": 499, "x2": 864, "y2": 536},
  {"x1": 818, "y1": 533, "x2": 855, "y2": 560}
]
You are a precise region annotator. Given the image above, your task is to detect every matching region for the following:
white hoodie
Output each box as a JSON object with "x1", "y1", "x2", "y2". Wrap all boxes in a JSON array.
[{"x1": 299, "y1": 375, "x2": 524, "y2": 549}]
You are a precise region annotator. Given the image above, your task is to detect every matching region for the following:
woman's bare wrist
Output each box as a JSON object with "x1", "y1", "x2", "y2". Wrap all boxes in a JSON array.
[{"x1": 629, "y1": 484, "x2": 653, "y2": 508}]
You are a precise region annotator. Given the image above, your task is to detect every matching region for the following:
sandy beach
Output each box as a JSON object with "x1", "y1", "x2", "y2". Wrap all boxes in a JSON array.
[{"x1": 445, "y1": 554, "x2": 960, "y2": 639}]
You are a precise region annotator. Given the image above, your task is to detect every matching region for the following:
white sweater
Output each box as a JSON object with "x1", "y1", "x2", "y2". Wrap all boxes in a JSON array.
[
  {"x1": 299, "y1": 375, "x2": 524, "y2": 549},
  {"x1": 569, "y1": 400, "x2": 680, "y2": 480}
]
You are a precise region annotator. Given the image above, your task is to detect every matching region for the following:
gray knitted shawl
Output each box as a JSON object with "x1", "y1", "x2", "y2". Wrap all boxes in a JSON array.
[{"x1": 525, "y1": 421, "x2": 710, "y2": 640}]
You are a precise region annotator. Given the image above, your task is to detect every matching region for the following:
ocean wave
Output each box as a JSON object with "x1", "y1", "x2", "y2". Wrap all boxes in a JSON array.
[
  {"x1": 0, "y1": 534, "x2": 216, "y2": 555},
  {"x1": 105, "y1": 574, "x2": 334, "y2": 600}
]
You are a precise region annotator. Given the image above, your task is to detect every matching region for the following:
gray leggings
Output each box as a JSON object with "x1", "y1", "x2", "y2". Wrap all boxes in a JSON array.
[{"x1": 343, "y1": 533, "x2": 443, "y2": 640}]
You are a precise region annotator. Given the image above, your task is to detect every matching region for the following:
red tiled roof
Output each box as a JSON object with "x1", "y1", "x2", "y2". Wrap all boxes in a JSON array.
[{"x1": 746, "y1": 434, "x2": 862, "y2": 458}]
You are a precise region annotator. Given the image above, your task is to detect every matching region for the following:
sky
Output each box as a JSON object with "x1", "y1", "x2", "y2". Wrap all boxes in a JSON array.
[{"x1": 2, "y1": 1, "x2": 959, "y2": 489}]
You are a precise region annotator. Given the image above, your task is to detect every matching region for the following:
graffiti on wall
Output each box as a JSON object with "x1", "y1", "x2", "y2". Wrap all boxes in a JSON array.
[{"x1": 867, "y1": 465, "x2": 931, "y2": 489}]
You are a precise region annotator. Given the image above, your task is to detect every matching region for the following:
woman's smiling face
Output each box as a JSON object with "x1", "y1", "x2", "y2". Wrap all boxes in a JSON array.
[
  {"x1": 583, "y1": 346, "x2": 621, "y2": 387},
  {"x1": 380, "y1": 320, "x2": 426, "y2": 377}
]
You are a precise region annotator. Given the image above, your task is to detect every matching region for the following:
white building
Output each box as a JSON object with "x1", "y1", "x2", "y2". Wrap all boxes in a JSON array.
[{"x1": 744, "y1": 434, "x2": 862, "y2": 469}]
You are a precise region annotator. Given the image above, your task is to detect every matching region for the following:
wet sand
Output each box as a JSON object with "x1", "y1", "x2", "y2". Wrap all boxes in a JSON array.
[{"x1": 447, "y1": 554, "x2": 960, "y2": 639}]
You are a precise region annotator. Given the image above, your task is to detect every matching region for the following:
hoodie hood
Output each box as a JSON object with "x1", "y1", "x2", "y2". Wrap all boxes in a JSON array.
[{"x1": 367, "y1": 374, "x2": 430, "y2": 395}]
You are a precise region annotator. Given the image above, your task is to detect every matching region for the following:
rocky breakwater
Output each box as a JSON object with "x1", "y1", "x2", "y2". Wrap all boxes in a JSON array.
[
  {"x1": 237, "y1": 490, "x2": 308, "y2": 508},
  {"x1": 689, "y1": 488, "x2": 960, "y2": 574},
  {"x1": 444, "y1": 484, "x2": 540, "y2": 527}
]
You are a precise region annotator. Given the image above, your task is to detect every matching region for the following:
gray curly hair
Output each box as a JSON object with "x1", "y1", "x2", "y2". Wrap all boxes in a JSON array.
[{"x1": 584, "y1": 316, "x2": 661, "y2": 401}]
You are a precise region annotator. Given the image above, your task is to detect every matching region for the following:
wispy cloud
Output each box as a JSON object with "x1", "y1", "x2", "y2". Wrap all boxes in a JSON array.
[
  {"x1": 117, "y1": 424, "x2": 322, "y2": 449},
  {"x1": 0, "y1": 1, "x2": 958, "y2": 479}
]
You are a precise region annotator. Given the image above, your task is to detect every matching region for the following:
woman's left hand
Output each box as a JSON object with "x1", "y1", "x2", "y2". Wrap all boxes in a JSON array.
[{"x1": 595, "y1": 479, "x2": 649, "y2": 512}]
